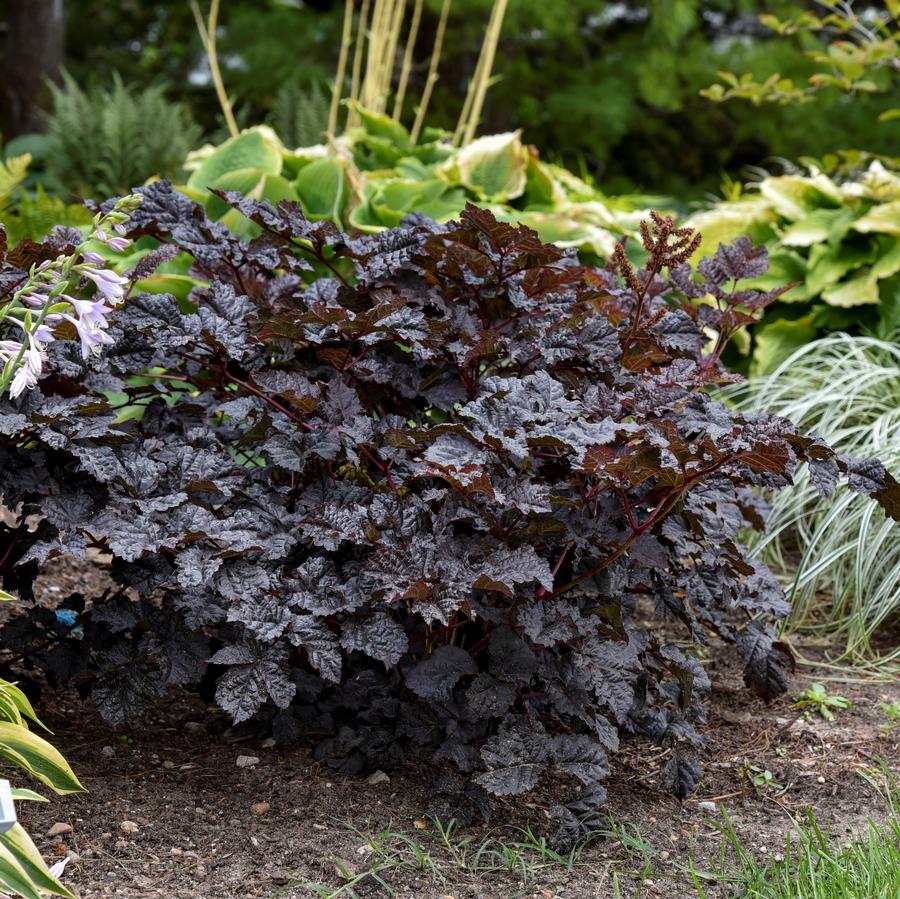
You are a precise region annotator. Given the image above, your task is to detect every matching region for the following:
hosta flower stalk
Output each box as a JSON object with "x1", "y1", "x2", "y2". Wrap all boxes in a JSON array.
[{"x1": 0, "y1": 194, "x2": 142, "y2": 398}]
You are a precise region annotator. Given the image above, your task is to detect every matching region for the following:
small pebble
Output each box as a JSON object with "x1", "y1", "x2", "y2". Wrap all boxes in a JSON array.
[
  {"x1": 236, "y1": 755, "x2": 260, "y2": 769},
  {"x1": 817, "y1": 775, "x2": 826, "y2": 784},
  {"x1": 47, "y1": 823, "x2": 72, "y2": 838},
  {"x1": 697, "y1": 801, "x2": 716, "y2": 812},
  {"x1": 261, "y1": 737, "x2": 276, "y2": 749},
  {"x1": 251, "y1": 802, "x2": 271, "y2": 816},
  {"x1": 366, "y1": 770, "x2": 390, "y2": 786},
  {"x1": 101, "y1": 746, "x2": 115, "y2": 758},
  {"x1": 120, "y1": 821, "x2": 139, "y2": 834}
]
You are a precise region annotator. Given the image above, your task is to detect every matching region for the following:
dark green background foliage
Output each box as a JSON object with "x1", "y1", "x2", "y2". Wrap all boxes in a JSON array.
[{"x1": 2, "y1": 0, "x2": 894, "y2": 197}]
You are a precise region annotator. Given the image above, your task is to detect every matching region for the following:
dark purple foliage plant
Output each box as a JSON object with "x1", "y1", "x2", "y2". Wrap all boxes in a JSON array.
[{"x1": 0, "y1": 185, "x2": 896, "y2": 843}]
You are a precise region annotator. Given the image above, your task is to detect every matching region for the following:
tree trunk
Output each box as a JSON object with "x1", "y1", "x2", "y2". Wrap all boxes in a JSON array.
[{"x1": 0, "y1": 0, "x2": 65, "y2": 139}]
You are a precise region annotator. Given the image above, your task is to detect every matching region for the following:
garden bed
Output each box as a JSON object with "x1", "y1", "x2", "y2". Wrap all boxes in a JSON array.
[{"x1": 15, "y1": 558, "x2": 900, "y2": 898}]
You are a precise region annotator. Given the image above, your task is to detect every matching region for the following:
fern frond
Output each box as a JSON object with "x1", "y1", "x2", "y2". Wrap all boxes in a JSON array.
[{"x1": 45, "y1": 72, "x2": 202, "y2": 198}]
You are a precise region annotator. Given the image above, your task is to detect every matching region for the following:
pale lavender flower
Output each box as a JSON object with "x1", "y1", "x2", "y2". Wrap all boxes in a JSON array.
[
  {"x1": 4, "y1": 339, "x2": 44, "y2": 399},
  {"x1": 9, "y1": 365, "x2": 33, "y2": 399},
  {"x1": 62, "y1": 313, "x2": 114, "y2": 359},
  {"x1": 82, "y1": 251, "x2": 106, "y2": 265},
  {"x1": 81, "y1": 266, "x2": 127, "y2": 304},
  {"x1": 0, "y1": 339, "x2": 23, "y2": 361},
  {"x1": 93, "y1": 226, "x2": 131, "y2": 253},
  {"x1": 18, "y1": 292, "x2": 49, "y2": 308},
  {"x1": 69, "y1": 296, "x2": 113, "y2": 330},
  {"x1": 33, "y1": 325, "x2": 55, "y2": 343}
]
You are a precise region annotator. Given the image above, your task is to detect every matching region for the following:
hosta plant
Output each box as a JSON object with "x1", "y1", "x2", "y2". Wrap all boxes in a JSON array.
[
  {"x1": 0, "y1": 185, "x2": 896, "y2": 844},
  {"x1": 0, "y1": 678, "x2": 83, "y2": 899},
  {"x1": 687, "y1": 160, "x2": 900, "y2": 373},
  {"x1": 180, "y1": 120, "x2": 667, "y2": 259}
]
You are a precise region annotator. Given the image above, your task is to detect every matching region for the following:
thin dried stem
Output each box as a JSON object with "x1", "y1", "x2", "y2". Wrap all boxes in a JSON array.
[
  {"x1": 411, "y1": 0, "x2": 451, "y2": 143},
  {"x1": 203, "y1": 0, "x2": 239, "y2": 138},
  {"x1": 461, "y1": 0, "x2": 508, "y2": 146},
  {"x1": 392, "y1": 0, "x2": 423, "y2": 121},
  {"x1": 347, "y1": 0, "x2": 372, "y2": 128},
  {"x1": 361, "y1": 0, "x2": 389, "y2": 110},
  {"x1": 329, "y1": 0, "x2": 356, "y2": 136}
]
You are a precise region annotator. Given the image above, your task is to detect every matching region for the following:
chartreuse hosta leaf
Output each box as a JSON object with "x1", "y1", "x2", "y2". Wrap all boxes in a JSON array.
[
  {"x1": 780, "y1": 207, "x2": 858, "y2": 247},
  {"x1": 758, "y1": 173, "x2": 842, "y2": 220},
  {"x1": 9, "y1": 790, "x2": 48, "y2": 804},
  {"x1": 822, "y1": 271, "x2": 881, "y2": 308},
  {"x1": 686, "y1": 162, "x2": 900, "y2": 371},
  {"x1": 0, "y1": 590, "x2": 15, "y2": 602},
  {"x1": 750, "y1": 314, "x2": 819, "y2": 376},
  {"x1": 186, "y1": 127, "x2": 283, "y2": 191},
  {"x1": 853, "y1": 200, "x2": 900, "y2": 237},
  {"x1": 438, "y1": 131, "x2": 530, "y2": 202},
  {"x1": 295, "y1": 157, "x2": 349, "y2": 225},
  {"x1": 351, "y1": 179, "x2": 466, "y2": 230},
  {"x1": 0, "y1": 723, "x2": 85, "y2": 795},
  {"x1": 805, "y1": 240, "x2": 878, "y2": 295},
  {"x1": 0, "y1": 825, "x2": 75, "y2": 898},
  {"x1": 0, "y1": 681, "x2": 47, "y2": 731},
  {"x1": 348, "y1": 103, "x2": 413, "y2": 155}
]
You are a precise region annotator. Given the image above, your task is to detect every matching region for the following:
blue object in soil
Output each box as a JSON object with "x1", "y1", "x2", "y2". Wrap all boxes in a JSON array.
[{"x1": 54, "y1": 610, "x2": 78, "y2": 627}]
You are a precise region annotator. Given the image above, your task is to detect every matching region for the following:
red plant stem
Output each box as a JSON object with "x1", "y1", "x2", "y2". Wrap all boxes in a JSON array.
[
  {"x1": 616, "y1": 487, "x2": 639, "y2": 531},
  {"x1": 356, "y1": 443, "x2": 397, "y2": 491},
  {"x1": 552, "y1": 455, "x2": 736, "y2": 598},
  {"x1": 551, "y1": 541, "x2": 574, "y2": 578},
  {"x1": 225, "y1": 372, "x2": 315, "y2": 432}
]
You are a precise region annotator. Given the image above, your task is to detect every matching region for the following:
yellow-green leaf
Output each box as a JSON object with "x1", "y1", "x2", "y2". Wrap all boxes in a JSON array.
[
  {"x1": 822, "y1": 272, "x2": 880, "y2": 308},
  {"x1": 0, "y1": 682, "x2": 46, "y2": 732},
  {"x1": 348, "y1": 104, "x2": 412, "y2": 153},
  {"x1": 439, "y1": 131, "x2": 529, "y2": 203},
  {"x1": 805, "y1": 241, "x2": 877, "y2": 295},
  {"x1": 295, "y1": 157, "x2": 349, "y2": 225},
  {"x1": 10, "y1": 789, "x2": 48, "y2": 803},
  {"x1": 750, "y1": 315, "x2": 818, "y2": 376},
  {"x1": 187, "y1": 128, "x2": 283, "y2": 191},
  {"x1": 853, "y1": 201, "x2": 900, "y2": 237},
  {"x1": 0, "y1": 723, "x2": 85, "y2": 795},
  {"x1": 758, "y1": 174, "x2": 842, "y2": 220},
  {"x1": 0, "y1": 825, "x2": 75, "y2": 898},
  {"x1": 0, "y1": 841, "x2": 42, "y2": 899}
]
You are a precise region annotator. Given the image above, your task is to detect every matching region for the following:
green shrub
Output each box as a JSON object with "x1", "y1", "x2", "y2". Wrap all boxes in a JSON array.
[
  {"x1": 43, "y1": 73, "x2": 202, "y2": 198},
  {"x1": 688, "y1": 162, "x2": 900, "y2": 373},
  {"x1": 0, "y1": 153, "x2": 92, "y2": 246}
]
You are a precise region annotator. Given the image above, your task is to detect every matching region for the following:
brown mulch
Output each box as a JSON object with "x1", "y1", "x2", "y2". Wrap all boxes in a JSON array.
[{"x1": 4, "y1": 559, "x2": 898, "y2": 898}]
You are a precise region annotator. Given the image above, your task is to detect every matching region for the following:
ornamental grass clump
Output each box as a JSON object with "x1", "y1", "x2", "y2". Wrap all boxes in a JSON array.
[{"x1": 0, "y1": 184, "x2": 896, "y2": 843}]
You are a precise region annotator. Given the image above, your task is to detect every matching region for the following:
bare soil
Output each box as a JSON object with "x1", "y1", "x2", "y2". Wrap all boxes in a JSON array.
[{"x1": 9, "y1": 560, "x2": 900, "y2": 899}]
